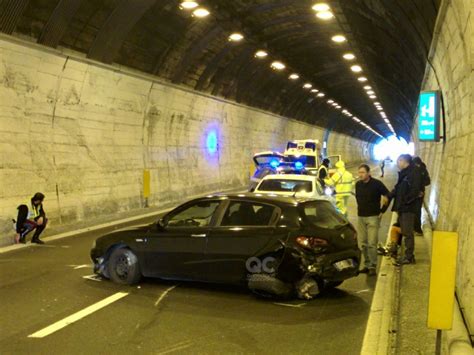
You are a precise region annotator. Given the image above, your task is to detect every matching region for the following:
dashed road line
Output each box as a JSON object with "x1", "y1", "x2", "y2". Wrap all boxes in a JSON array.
[
  {"x1": 82, "y1": 274, "x2": 102, "y2": 282},
  {"x1": 28, "y1": 292, "x2": 129, "y2": 338},
  {"x1": 157, "y1": 341, "x2": 193, "y2": 354}
]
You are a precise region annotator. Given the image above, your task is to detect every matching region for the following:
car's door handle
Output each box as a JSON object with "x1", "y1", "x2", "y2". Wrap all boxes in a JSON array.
[{"x1": 191, "y1": 234, "x2": 207, "y2": 238}]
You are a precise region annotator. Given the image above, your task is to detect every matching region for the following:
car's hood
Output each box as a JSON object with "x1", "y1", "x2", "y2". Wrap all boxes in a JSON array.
[{"x1": 95, "y1": 224, "x2": 151, "y2": 245}]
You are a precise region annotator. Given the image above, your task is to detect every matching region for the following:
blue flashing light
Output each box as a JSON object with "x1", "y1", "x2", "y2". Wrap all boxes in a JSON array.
[
  {"x1": 269, "y1": 159, "x2": 280, "y2": 168},
  {"x1": 295, "y1": 161, "x2": 304, "y2": 170},
  {"x1": 206, "y1": 131, "x2": 218, "y2": 154}
]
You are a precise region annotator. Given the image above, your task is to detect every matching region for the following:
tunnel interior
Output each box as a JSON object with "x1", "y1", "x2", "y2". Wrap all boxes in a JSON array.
[{"x1": 0, "y1": 0, "x2": 440, "y2": 142}]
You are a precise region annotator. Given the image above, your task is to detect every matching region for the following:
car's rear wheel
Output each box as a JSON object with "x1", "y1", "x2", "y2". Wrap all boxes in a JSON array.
[
  {"x1": 248, "y1": 273, "x2": 293, "y2": 299},
  {"x1": 107, "y1": 248, "x2": 141, "y2": 285}
]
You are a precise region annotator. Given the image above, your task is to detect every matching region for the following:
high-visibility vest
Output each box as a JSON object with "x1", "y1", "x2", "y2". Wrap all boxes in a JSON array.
[
  {"x1": 328, "y1": 170, "x2": 354, "y2": 196},
  {"x1": 25, "y1": 201, "x2": 41, "y2": 220}
]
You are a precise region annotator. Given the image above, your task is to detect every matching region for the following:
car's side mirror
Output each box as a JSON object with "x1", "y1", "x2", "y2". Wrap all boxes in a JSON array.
[{"x1": 157, "y1": 218, "x2": 166, "y2": 231}]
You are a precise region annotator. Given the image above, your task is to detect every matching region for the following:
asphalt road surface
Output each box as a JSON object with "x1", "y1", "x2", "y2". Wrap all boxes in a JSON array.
[{"x1": 0, "y1": 163, "x2": 398, "y2": 354}]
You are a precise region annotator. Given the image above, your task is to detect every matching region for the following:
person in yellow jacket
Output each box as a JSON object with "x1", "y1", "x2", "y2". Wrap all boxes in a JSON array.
[{"x1": 325, "y1": 160, "x2": 354, "y2": 216}]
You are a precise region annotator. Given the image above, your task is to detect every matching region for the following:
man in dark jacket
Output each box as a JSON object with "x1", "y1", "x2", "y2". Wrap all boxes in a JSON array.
[
  {"x1": 390, "y1": 155, "x2": 423, "y2": 265},
  {"x1": 412, "y1": 157, "x2": 431, "y2": 234},
  {"x1": 15, "y1": 192, "x2": 47, "y2": 244},
  {"x1": 317, "y1": 158, "x2": 330, "y2": 186}
]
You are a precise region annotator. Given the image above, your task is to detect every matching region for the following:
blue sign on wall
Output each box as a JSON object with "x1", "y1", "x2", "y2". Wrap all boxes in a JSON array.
[{"x1": 418, "y1": 91, "x2": 441, "y2": 142}]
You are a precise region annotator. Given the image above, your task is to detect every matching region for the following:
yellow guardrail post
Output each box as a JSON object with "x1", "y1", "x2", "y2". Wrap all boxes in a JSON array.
[
  {"x1": 143, "y1": 169, "x2": 150, "y2": 207},
  {"x1": 428, "y1": 231, "x2": 458, "y2": 354}
]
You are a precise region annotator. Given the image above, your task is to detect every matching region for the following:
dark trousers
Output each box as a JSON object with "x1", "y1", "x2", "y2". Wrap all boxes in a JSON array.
[
  {"x1": 414, "y1": 198, "x2": 423, "y2": 233},
  {"x1": 20, "y1": 218, "x2": 47, "y2": 241},
  {"x1": 380, "y1": 165, "x2": 385, "y2": 177},
  {"x1": 399, "y1": 212, "x2": 415, "y2": 260}
]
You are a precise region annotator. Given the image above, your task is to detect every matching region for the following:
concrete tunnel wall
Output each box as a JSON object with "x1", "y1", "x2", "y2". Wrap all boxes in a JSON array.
[
  {"x1": 413, "y1": 0, "x2": 473, "y2": 335},
  {"x1": 0, "y1": 36, "x2": 372, "y2": 246}
]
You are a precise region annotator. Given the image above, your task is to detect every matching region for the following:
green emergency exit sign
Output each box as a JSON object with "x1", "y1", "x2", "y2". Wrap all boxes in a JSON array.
[{"x1": 418, "y1": 91, "x2": 441, "y2": 142}]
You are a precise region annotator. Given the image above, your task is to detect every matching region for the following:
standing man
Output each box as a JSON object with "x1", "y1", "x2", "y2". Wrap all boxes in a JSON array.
[
  {"x1": 412, "y1": 156, "x2": 430, "y2": 235},
  {"x1": 325, "y1": 160, "x2": 354, "y2": 217},
  {"x1": 317, "y1": 158, "x2": 330, "y2": 186},
  {"x1": 390, "y1": 155, "x2": 423, "y2": 265},
  {"x1": 15, "y1": 192, "x2": 47, "y2": 244},
  {"x1": 355, "y1": 164, "x2": 390, "y2": 275},
  {"x1": 380, "y1": 158, "x2": 385, "y2": 178}
]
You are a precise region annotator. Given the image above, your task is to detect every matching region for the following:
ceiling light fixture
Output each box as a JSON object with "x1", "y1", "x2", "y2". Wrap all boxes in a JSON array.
[
  {"x1": 357, "y1": 76, "x2": 368, "y2": 82},
  {"x1": 180, "y1": 1, "x2": 199, "y2": 10},
  {"x1": 254, "y1": 50, "x2": 268, "y2": 58},
  {"x1": 303, "y1": 83, "x2": 313, "y2": 89},
  {"x1": 367, "y1": 90, "x2": 375, "y2": 95},
  {"x1": 311, "y1": 89, "x2": 319, "y2": 93},
  {"x1": 364, "y1": 85, "x2": 372, "y2": 90},
  {"x1": 289, "y1": 73, "x2": 299, "y2": 80},
  {"x1": 316, "y1": 11, "x2": 334, "y2": 20},
  {"x1": 343, "y1": 53, "x2": 355, "y2": 60},
  {"x1": 351, "y1": 65, "x2": 362, "y2": 72},
  {"x1": 317, "y1": 93, "x2": 325, "y2": 97},
  {"x1": 229, "y1": 33, "x2": 244, "y2": 41},
  {"x1": 312, "y1": 3, "x2": 330, "y2": 12},
  {"x1": 271, "y1": 61, "x2": 286, "y2": 70},
  {"x1": 193, "y1": 8, "x2": 210, "y2": 17},
  {"x1": 369, "y1": 95, "x2": 377, "y2": 99},
  {"x1": 327, "y1": 99, "x2": 334, "y2": 104},
  {"x1": 331, "y1": 35, "x2": 347, "y2": 43}
]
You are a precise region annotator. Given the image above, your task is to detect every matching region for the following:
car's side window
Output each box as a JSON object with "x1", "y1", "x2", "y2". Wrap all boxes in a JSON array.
[
  {"x1": 167, "y1": 201, "x2": 220, "y2": 228},
  {"x1": 220, "y1": 201, "x2": 276, "y2": 226}
]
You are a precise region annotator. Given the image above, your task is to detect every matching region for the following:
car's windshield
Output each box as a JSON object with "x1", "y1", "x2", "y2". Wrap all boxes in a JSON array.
[
  {"x1": 301, "y1": 201, "x2": 347, "y2": 229},
  {"x1": 258, "y1": 179, "x2": 313, "y2": 193}
]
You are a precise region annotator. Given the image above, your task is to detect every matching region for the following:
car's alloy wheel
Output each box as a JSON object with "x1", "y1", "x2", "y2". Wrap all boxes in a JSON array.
[{"x1": 108, "y1": 248, "x2": 141, "y2": 285}]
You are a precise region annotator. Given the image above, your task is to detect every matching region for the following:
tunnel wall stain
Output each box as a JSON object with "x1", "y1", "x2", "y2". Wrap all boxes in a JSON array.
[
  {"x1": 0, "y1": 36, "x2": 371, "y2": 246},
  {"x1": 413, "y1": 0, "x2": 473, "y2": 336}
]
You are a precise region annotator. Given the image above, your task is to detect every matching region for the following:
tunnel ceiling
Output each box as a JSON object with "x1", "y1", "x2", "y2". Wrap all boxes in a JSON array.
[{"x1": 0, "y1": 0, "x2": 440, "y2": 142}]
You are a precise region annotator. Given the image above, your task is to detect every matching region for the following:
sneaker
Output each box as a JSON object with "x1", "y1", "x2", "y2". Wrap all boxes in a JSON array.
[
  {"x1": 359, "y1": 267, "x2": 369, "y2": 274},
  {"x1": 377, "y1": 246, "x2": 388, "y2": 256},
  {"x1": 368, "y1": 268, "x2": 377, "y2": 276},
  {"x1": 395, "y1": 257, "x2": 416, "y2": 266},
  {"x1": 31, "y1": 239, "x2": 45, "y2": 245}
]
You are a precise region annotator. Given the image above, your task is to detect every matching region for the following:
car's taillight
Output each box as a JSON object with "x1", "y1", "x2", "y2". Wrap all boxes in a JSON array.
[{"x1": 296, "y1": 236, "x2": 329, "y2": 249}]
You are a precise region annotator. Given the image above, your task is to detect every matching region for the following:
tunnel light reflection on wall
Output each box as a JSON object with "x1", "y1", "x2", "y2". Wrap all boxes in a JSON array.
[{"x1": 206, "y1": 130, "x2": 218, "y2": 154}]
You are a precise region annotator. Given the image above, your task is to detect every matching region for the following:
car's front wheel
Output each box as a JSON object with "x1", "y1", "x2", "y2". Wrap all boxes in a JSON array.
[{"x1": 107, "y1": 247, "x2": 141, "y2": 285}]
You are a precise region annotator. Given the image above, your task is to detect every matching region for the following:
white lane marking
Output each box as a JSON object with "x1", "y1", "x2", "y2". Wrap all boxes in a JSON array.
[
  {"x1": 28, "y1": 292, "x2": 129, "y2": 338},
  {"x1": 73, "y1": 264, "x2": 91, "y2": 270},
  {"x1": 82, "y1": 274, "x2": 102, "y2": 282},
  {"x1": 157, "y1": 341, "x2": 193, "y2": 354},
  {"x1": 154, "y1": 285, "x2": 178, "y2": 307},
  {"x1": 273, "y1": 302, "x2": 307, "y2": 308}
]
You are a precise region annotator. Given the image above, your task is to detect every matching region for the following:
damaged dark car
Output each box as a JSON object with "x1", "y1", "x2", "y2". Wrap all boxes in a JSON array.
[{"x1": 90, "y1": 194, "x2": 360, "y2": 299}]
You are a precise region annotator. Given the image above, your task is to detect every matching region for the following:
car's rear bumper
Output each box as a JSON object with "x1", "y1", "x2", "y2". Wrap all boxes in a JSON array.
[{"x1": 308, "y1": 249, "x2": 361, "y2": 281}]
